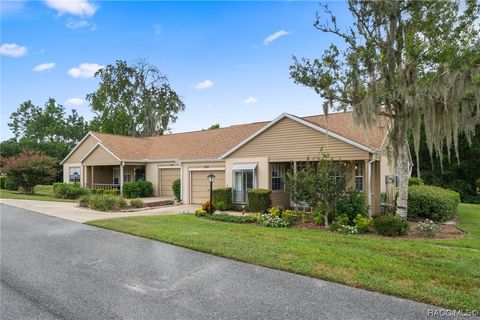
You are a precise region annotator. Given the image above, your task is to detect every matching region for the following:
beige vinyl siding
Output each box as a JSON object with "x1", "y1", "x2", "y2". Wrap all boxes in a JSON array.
[
  {"x1": 190, "y1": 170, "x2": 225, "y2": 204},
  {"x1": 64, "y1": 135, "x2": 98, "y2": 163},
  {"x1": 229, "y1": 117, "x2": 369, "y2": 161},
  {"x1": 159, "y1": 168, "x2": 180, "y2": 197},
  {"x1": 271, "y1": 191, "x2": 290, "y2": 208},
  {"x1": 83, "y1": 145, "x2": 120, "y2": 166},
  {"x1": 372, "y1": 160, "x2": 381, "y2": 214}
]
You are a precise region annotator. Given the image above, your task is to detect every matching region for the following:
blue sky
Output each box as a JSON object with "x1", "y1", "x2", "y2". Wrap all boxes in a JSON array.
[{"x1": 1, "y1": 1, "x2": 350, "y2": 139}]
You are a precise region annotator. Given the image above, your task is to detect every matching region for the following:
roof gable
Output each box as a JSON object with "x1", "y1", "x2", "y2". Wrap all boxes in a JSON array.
[{"x1": 221, "y1": 113, "x2": 379, "y2": 159}]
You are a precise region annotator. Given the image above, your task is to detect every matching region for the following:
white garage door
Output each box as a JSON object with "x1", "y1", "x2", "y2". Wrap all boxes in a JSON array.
[
  {"x1": 159, "y1": 168, "x2": 181, "y2": 197},
  {"x1": 190, "y1": 170, "x2": 225, "y2": 204}
]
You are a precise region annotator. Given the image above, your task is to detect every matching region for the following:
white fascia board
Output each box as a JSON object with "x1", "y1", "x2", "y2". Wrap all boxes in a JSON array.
[
  {"x1": 60, "y1": 132, "x2": 99, "y2": 164},
  {"x1": 188, "y1": 167, "x2": 225, "y2": 171},
  {"x1": 178, "y1": 159, "x2": 225, "y2": 163}
]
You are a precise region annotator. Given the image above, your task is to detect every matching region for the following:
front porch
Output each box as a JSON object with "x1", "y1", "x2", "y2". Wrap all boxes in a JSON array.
[{"x1": 83, "y1": 164, "x2": 146, "y2": 192}]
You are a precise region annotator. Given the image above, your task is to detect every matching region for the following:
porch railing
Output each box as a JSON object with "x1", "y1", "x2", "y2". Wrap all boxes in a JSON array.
[{"x1": 92, "y1": 183, "x2": 120, "y2": 190}]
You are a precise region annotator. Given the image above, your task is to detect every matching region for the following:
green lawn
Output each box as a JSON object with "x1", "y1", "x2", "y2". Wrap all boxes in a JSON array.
[
  {"x1": 0, "y1": 185, "x2": 75, "y2": 202},
  {"x1": 86, "y1": 204, "x2": 480, "y2": 311}
]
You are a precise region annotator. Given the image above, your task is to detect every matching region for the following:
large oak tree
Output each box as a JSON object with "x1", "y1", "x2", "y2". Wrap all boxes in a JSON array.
[{"x1": 290, "y1": 0, "x2": 480, "y2": 218}]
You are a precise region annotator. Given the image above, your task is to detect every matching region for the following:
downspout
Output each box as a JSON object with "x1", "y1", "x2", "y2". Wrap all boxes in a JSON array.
[
  {"x1": 179, "y1": 162, "x2": 183, "y2": 203},
  {"x1": 120, "y1": 161, "x2": 125, "y2": 196},
  {"x1": 368, "y1": 153, "x2": 376, "y2": 217}
]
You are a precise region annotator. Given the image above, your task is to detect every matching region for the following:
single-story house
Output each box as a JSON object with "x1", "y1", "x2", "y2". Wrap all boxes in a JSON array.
[{"x1": 62, "y1": 112, "x2": 393, "y2": 213}]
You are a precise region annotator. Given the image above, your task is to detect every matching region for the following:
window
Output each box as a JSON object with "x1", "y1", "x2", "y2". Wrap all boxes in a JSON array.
[
  {"x1": 113, "y1": 168, "x2": 119, "y2": 185},
  {"x1": 69, "y1": 167, "x2": 80, "y2": 183},
  {"x1": 355, "y1": 163, "x2": 364, "y2": 191},
  {"x1": 271, "y1": 164, "x2": 285, "y2": 191}
]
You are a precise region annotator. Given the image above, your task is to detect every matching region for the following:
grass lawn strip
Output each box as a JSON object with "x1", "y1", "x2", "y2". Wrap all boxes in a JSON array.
[
  {"x1": 0, "y1": 185, "x2": 75, "y2": 202},
  {"x1": 86, "y1": 203, "x2": 480, "y2": 311}
]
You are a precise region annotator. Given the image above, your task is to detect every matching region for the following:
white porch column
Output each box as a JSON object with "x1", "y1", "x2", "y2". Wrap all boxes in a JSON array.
[
  {"x1": 91, "y1": 166, "x2": 94, "y2": 189},
  {"x1": 120, "y1": 162, "x2": 124, "y2": 196}
]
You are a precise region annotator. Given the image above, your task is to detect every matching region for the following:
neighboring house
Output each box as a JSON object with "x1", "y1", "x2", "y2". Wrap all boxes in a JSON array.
[{"x1": 62, "y1": 112, "x2": 393, "y2": 213}]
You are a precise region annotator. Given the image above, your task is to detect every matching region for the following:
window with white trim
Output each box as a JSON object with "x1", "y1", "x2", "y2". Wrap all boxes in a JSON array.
[
  {"x1": 355, "y1": 163, "x2": 364, "y2": 191},
  {"x1": 271, "y1": 164, "x2": 285, "y2": 191},
  {"x1": 68, "y1": 167, "x2": 80, "y2": 183}
]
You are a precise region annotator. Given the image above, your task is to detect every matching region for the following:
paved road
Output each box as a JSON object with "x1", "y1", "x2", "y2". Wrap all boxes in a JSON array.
[{"x1": 0, "y1": 204, "x2": 462, "y2": 320}]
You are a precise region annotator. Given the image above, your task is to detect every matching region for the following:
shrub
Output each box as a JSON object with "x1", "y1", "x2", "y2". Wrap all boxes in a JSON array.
[
  {"x1": 373, "y1": 215, "x2": 410, "y2": 237},
  {"x1": 247, "y1": 189, "x2": 271, "y2": 213},
  {"x1": 137, "y1": 179, "x2": 153, "y2": 197},
  {"x1": 5, "y1": 178, "x2": 19, "y2": 191},
  {"x1": 129, "y1": 198, "x2": 145, "y2": 208},
  {"x1": 353, "y1": 214, "x2": 372, "y2": 233},
  {"x1": 409, "y1": 177, "x2": 424, "y2": 186},
  {"x1": 1, "y1": 150, "x2": 56, "y2": 194},
  {"x1": 104, "y1": 189, "x2": 120, "y2": 196},
  {"x1": 172, "y1": 179, "x2": 181, "y2": 200},
  {"x1": 205, "y1": 214, "x2": 258, "y2": 224},
  {"x1": 123, "y1": 182, "x2": 140, "y2": 199},
  {"x1": 336, "y1": 225, "x2": 359, "y2": 234},
  {"x1": 313, "y1": 214, "x2": 324, "y2": 225},
  {"x1": 117, "y1": 197, "x2": 128, "y2": 208},
  {"x1": 53, "y1": 182, "x2": 63, "y2": 192},
  {"x1": 282, "y1": 210, "x2": 298, "y2": 225},
  {"x1": 336, "y1": 189, "x2": 367, "y2": 223},
  {"x1": 408, "y1": 185, "x2": 460, "y2": 221},
  {"x1": 260, "y1": 214, "x2": 290, "y2": 227},
  {"x1": 301, "y1": 213, "x2": 310, "y2": 223},
  {"x1": 267, "y1": 207, "x2": 283, "y2": 217},
  {"x1": 201, "y1": 200, "x2": 216, "y2": 213},
  {"x1": 213, "y1": 187, "x2": 233, "y2": 209},
  {"x1": 330, "y1": 213, "x2": 350, "y2": 231},
  {"x1": 195, "y1": 209, "x2": 208, "y2": 217},
  {"x1": 90, "y1": 194, "x2": 119, "y2": 212},
  {"x1": 0, "y1": 176, "x2": 6, "y2": 189},
  {"x1": 54, "y1": 183, "x2": 90, "y2": 199},
  {"x1": 416, "y1": 219, "x2": 440, "y2": 237},
  {"x1": 216, "y1": 201, "x2": 226, "y2": 212},
  {"x1": 78, "y1": 194, "x2": 91, "y2": 207}
]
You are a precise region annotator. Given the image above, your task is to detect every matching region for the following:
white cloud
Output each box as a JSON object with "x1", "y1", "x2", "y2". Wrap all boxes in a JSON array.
[
  {"x1": 66, "y1": 19, "x2": 96, "y2": 30},
  {"x1": 194, "y1": 80, "x2": 214, "y2": 90},
  {"x1": 263, "y1": 30, "x2": 290, "y2": 45},
  {"x1": 65, "y1": 97, "x2": 85, "y2": 107},
  {"x1": 243, "y1": 96, "x2": 258, "y2": 105},
  {"x1": 0, "y1": 43, "x2": 27, "y2": 57},
  {"x1": 67, "y1": 63, "x2": 103, "y2": 78},
  {"x1": 43, "y1": 0, "x2": 97, "y2": 17},
  {"x1": 33, "y1": 62, "x2": 55, "y2": 72}
]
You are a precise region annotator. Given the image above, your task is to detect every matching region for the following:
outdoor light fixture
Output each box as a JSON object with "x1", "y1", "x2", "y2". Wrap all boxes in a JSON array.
[
  {"x1": 73, "y1": 171, "x2": 80, "y2": 183},
  {"x1": 207, "y1": 173, "x2": 216, "y2": 213}
]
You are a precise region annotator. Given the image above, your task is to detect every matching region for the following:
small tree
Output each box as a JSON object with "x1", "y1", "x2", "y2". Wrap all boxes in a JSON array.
[
  {"x1": 1, "y1": 150, "x2": 56, "y2": 194},
  {"x1": 286, "y1": 153, "x2": 348, "y2": 227}
]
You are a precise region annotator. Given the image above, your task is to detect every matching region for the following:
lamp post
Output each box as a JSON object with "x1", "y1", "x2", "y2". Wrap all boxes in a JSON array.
[
  {"x1": 207, "y1": 173, "x2": 216, "y2": 214},
  {"x1": 73, "y1": 171, "x2": 80, "y2": 184}
]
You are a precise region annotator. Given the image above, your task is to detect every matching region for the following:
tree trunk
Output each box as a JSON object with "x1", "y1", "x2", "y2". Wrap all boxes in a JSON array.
[{"x1": 395, "y1": 141, "x2": 410, "y2": 219}]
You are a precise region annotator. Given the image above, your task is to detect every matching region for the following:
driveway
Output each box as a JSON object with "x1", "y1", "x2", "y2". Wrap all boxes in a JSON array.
[
  {"x1": 0, "y1": 199, "x2": 198, "y2": 222},
  {"x1": 1, "y1": 204, "x2": 460, "y2": 320}
]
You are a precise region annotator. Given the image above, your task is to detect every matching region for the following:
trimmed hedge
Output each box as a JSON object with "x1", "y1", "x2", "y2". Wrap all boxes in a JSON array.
[
  {"x1": 408, "y1": 185, "x2": 460, "y2": 221},
  {"x1": 89, "y1": 194, "x2": 121, "y2": 211},
  {"x1": 172, "y1": 179, "x2": 181, "y2": 200},
  {"x1": 247, "y1": 189, "x2": 272, "y2": 213},
  {"x1": 213, "y1": 187, "x2": 233, "y2": 210},
  {"x1": 54, "y1": 183, "x2": 90, "y2": 199},
  {"x1": 408, "y1": 177, "x2": 424, "y2": 186},
  {"x1": 0, "y1": 176, "x2": 6, "y2": 189},
  {"x1": 373, "y1": 215, "x2": 410, "y2": 237},
  {"x1": 123, "y1": 180, "x2": 153, "y2": 199}
]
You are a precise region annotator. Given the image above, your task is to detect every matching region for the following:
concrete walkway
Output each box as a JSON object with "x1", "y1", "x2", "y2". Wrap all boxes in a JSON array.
[{"x1": 0, "y1": 199, "x2": 199, "y2": 223}]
